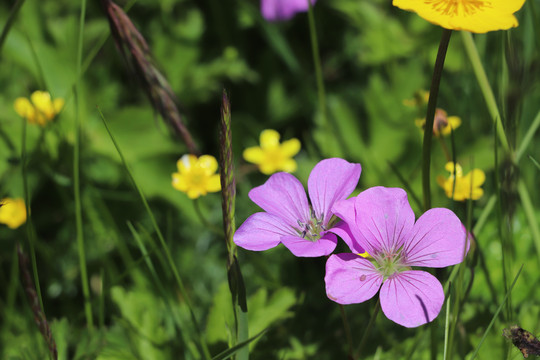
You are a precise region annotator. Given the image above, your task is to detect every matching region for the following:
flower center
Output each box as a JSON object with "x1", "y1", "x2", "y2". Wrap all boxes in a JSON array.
[
  {"x1": 373, "y1": 247, "x2": 409, "y2": 280},
  {"x1": 295, "y1": 209, "x2": 327, "y2": 242},
  {"x1": 423, "y1": 0, "x2": 491, "y2": 17}
]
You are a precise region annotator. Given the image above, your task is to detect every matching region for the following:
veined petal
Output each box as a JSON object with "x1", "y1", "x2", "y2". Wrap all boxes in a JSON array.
[
  {"x1": 281, "y1": 232, "x2": 337, "y2": 257},
  {"x1": 332, "y1": 198, "x2": 367, "y2": 251},
  {"x1": 393, "y1": 0, "x2": 525, "y2": 33},
  {"x1": 234, "y1": 212, "x2": 293, "y2": 251},
  {"x1": 380, "y1": 270, "x2": 444, "y2": 328},
  {"x1": 249, "y1": 172, "x2": 310, "y2": 226},
  {"x1": 351, "y1": 187, "x2": 415, "y2": 255},
  {"x1": 404, "y1": 208, "x2": 468, "y2": 267},
  {"x1": 325, "y1": 253, "x2": 382, "y2": 304},
  {"x1": 308, "y1": 158, "x2": 361, "y2": 225},
  {"x1": 329, "y1": 221, "x2": 365, "y2": 254}
]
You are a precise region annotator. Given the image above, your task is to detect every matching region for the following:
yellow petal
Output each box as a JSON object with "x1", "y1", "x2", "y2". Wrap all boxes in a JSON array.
[
  {"x1": 171, "y1": 173, "x2": 189, "y2": 191},
  {"x1": 469, "y1": 169, "x2": 486, "y2": 187},
  {"x1": 280, "y1": 158, "x2": 298, "y2": 173},
  {"x1": 393, "y1": 0, "x2": 526, "y2": 33},
  {"x1": 205, "y1": 174, "x2": 222, "y2": 192},
  {"x1": 280, "y1": 138, "x2": 301, "y2": 157},
  {"x1": 197, "y1": 155, "x2": 219, "y2": 175},
  {"x1": 177, "y1": 154, "x2": 197, "y2": 173},
  {"x1": 258, "y1": 162, "x2": 278, "y2": 175},
  {"x1": 53, "y1": 98, "x2": 65, "y2": 113},
  {"x1": 14, "y1": 97, "x2": 32, "y2": 118},
  {"x1": 0, "y1": 198, "x2": 27, "y2": 229},
  {"x1": 243, "y1": 147, "x2": 264, "y2": 165},
  {"x1": 260, "y1": 129, "x2": 280, "y2": 149}
]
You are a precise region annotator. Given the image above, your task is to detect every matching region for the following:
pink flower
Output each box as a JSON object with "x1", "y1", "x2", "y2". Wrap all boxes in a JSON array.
[
  {"x1": 325, "y1": 187, "x2": 469, "y2": 327},
  {"x1": 234, "y1": 158, "x2": 361, "y2": 257},
  {"x1": 261, "y1": 0, "x2": 316, "y2": 22}
]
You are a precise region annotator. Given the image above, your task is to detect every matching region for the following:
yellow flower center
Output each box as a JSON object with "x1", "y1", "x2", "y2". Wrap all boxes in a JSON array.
[{"x1": 424, "y1": 0, "x2": 491, "y2": 17}]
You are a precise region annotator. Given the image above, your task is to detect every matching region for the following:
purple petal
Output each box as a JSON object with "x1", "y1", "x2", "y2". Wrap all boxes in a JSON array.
[
  {"x1": 404, "y1": 208, "x2": 469, "y2": 268},
  {"x1": 329, "y1": 221, "x2": 365, "y2": 254},
  {"x1": 380, "y1": 270, "x2": 444, "y2": 328},
  {"x1": 325, "y1": 253, "x2": 382, "y2": 304},
  {"x1": 351, "y1": 187, "x2": 415, "y2": 256},
  {"x1": 308, "y1": 158, "x2": 361, "y2": 226},
  {"x1": 261, "y1": 0, "x2": 316, "y2": 22},
  {"x1": 234, "y1": 212, "x2": 294, "y2": 251},
  {"x1": 281, "y1": 232, "x2": 337, "y2": 257},
  {"x1": 249, "y1": 172, "x2": 310, "y2": 227}
]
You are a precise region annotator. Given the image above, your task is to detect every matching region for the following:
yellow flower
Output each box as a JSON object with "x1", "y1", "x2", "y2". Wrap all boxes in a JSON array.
[
  {"x1": 415, "y1": 108, "x2": 461, "y2": 137},
  {"x1": 437, "y1": 162, "x2": 485, "y2": 201},
  {"x1": 14, "y1": 90, "x2": 65, "y2": 126},
  {"x1": 172, "y1": 154, "x2": 221, "y2": 199},
  {"x1": 243, "y1": 129, "x2": 301, "y2": 175},
  {"x1": 393, "y1": 0, "x2": 526, "y2": 33},
  {"x1": 0, "y1": 198, "x2": 27, "y2": 229}
]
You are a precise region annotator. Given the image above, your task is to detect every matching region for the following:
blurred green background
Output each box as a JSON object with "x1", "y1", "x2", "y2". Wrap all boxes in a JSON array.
[{"x1": 1, "y1": 0, "x2": 539, "y2": 358}]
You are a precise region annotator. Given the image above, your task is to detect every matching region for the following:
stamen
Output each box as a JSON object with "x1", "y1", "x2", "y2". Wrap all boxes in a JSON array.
[{"x1": 424, "y1": 0, "x2": 491, "y2": 17}]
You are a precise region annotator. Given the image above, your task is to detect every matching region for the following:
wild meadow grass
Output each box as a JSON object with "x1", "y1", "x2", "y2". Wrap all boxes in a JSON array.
[{"x1": 0, "y1": 0, "x2": 539, "y2": 359}]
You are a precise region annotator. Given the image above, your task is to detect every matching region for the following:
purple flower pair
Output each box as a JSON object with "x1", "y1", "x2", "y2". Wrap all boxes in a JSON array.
[{"x1": 234, "y1": 158, "x2": 470, "y2": 327}]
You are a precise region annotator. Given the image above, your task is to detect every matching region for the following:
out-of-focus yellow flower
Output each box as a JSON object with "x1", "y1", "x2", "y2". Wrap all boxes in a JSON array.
[
  {"x1": 403, "y1": 90, "x2": 430, "y2": 108},
  {"x1": 393, "y1": 0, "x2": 526, "y2": 33},
  {"x1": 172, "y1": 154, "x2": 221, "y2": 199},
  {"x1": 243, "y1": 129, "x2": 301, "y2": 175},
  {"x1": 0, "y1": 198, "x2": 27, "y2": 229},
  {"x1": 437, "y1": 162, "x2": 485, "y2": 201},
  {"x1": 14, "y1": 91, "x2": 64, "y2": 126},
  {"x1": 415, "y1": 108, "x2": 461, "y2": 137}
]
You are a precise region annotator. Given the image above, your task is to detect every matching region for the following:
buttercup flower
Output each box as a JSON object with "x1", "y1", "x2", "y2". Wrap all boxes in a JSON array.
[
  {"x1": 14, "y1": 91, "x2": 64, "y2": 126},
  {"x1": 437, "y1": 162, "x2": 485, "y2": 201},
  {"x1": 172, "y1": 155, "x2": 221, "y2": 199},
  {"x1": 393, "y1": 0, "x2": 526, "y2": 33},
  {"x1": 243, "y1": 129, "x2": 301, "y2": 175},
  {"x1": 261, "y1": 0, "x2": 316, "y2": 22},
  {"x1": 0, "y1": 198, "x2": 27, "y2": 229},
  {"x1": 415, "y1": 108, "x2": 461, "y2": 137},
  {"x1": 234, "y1": 158, "x2": 361, "y2": 257},
  {"x1": 325, "y1": 187, "x2": 469, "y2": 327}
]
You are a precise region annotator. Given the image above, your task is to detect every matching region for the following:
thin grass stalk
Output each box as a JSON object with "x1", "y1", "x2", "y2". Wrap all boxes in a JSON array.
[
  {"x1": 469, "y1": 265, "x2": 523, "y2": 360},
  {"x1": 422, "y1": 28, "x2": 452, "y2": 360},
  {"x1": 339, "y1": 304, "x2": 354, "y2": 360},
  {"x1": 74, "y1": 0, "x2": 93, "y2": 330},
  {"x1": 306, "y1": 1, "x2": 328, "y2": 131},
  {"x1": 127, "y1": 222, "x2": 200, "y2": 359},
  {"x1": 219, "y1": 91, "x2": 249, "y2": 360},
  {"x1": 96, "y1": 107, "x2": 211, "y2": 359},
  {"x1": 355, "y1": 298, "x2": 380, "y2": 358},
  {"x1": 443, "y1": 283, "x2": 452, "y2": 360},
  {"x1": 422, "y1": 29, "x2": 452, "y2": 211},
  {"x1": 0, "y1": 0, "x2": 26, "y2": 55},
  {"x1": 461, "y1": 31, "x2": 510, "y2": 154},
  {"x1": 517, "y1": 180, "x2": 540, "y2": 262},
  {"x1": 17, "y1": 243, "x2": 57, "y2": 360},
  {"x1": 516, "y1": 110, "x2": 540, "y2": 161}
]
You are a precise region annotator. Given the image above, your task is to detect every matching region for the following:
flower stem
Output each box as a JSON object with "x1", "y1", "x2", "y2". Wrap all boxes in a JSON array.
[
  {"x1": 461, "y1": 31, "x2": 510, "y2": 154},
  {"x1": 75, "y1": 0, "x2": 93, "y2": 330},
  {"x1": 306, "y1": 1, "x2": 329, "y2": 131},
  {"x1": 422, "y1": 29, "x2": 452, "y2": 211},
  {"x1": 355, "y1": 298, "x2": 380, "y2": 358},
  {"x1": 339, "y1": 304, "x2": 354, "y2": 359}
]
